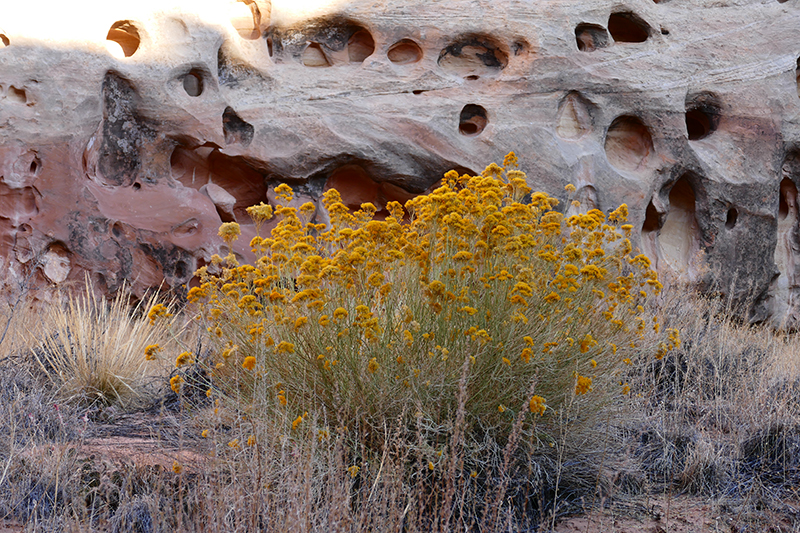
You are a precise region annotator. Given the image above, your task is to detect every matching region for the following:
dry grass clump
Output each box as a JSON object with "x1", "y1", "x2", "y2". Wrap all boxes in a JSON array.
[
  {"x1": 620, "y1": 286, "x2": 800, "y2": 528},
  {"x1": 32, "y1": 282, "x2": 179, "y2": 409}
]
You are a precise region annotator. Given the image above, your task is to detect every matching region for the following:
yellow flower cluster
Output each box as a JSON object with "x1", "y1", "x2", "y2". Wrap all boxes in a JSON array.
[{"x1": 177, "y1": 153, "x2": 676, "y2": 445}]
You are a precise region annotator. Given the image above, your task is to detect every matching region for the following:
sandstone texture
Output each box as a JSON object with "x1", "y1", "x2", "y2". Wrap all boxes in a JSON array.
[{"x1": 1, "y1": 0, "x2": 800, "y2": 325}]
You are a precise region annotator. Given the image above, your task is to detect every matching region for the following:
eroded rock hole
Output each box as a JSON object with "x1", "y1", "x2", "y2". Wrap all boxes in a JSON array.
[
  {"x1": 685, "y1": 108, "x2": 712, "y2": 140},
  {"x1": 575, "y1": 24, "x2": 609, "y2": 52},
  {"x1": 459, "y1": 104, "x2": 488, "y2": 136},
  {"x1": 112, "y1": 222, "x2": 123, "y2": 238},
  {"x1": 642, "y1": 200, "x2": 661, "y2": 233},
  {"x1": 132, "y1": 182, "x2": 141, "y2": 190},
  {"x1": 174, "y1": 260, "x2": 188, "y2": 281},
  {"x1": 660, "y1": 177, "x2": 700, "y2": 274},
  {"x1": 302, "y1": 43, "x2": 330, "y2": 67},
  {"x1": 608, "y1": 13, "x2": 650, "y2": 43},
  {"x1": 107, "y1": 21, "x2": 141, "y2": 57},
  {"x1": 685, "y1": 93, "x2": 720, "y2": 141},
  {"x1": 170, "y1": 146, "x2": 267, "y2": 223},
  {"x1": 8, "y1": 86, "x2": 26, "y2": 104},
  {"x1": 325, "y1": 165, "x2": 379, "y2": 212},
  {"x1": 726, "y1": 207, "x2": 738, "y2": 229},
  {"x1": 556, "y1": 92, "x2": 592, "y2": 140},
  {"x1": 182, "y1": 70, "x2": 204, "y2": 97},
  {"x1": 223, "y1": 107, "x2": 254, "y2": 147},
  {"x1": 604, "y1": 115, "x2": 654, "y2": 173},
  {"x1": 347, "y1": 30, "x2": 375, "y2": 63},
  {"x1": 438, "y1": 36, "x2": 508, "y2": 78},
  {"x1": 267, "y1": 36, "x2": 273, "y2": 57},
  {"x1": 780, "y1": 178, "x2": 797, "y2": 221},
  {"x1": 388, "y1": 39, "x2": 423, "y2": 64},
  {"x1": 0, "y1": 34, "x2": 8, "y2": 47}
]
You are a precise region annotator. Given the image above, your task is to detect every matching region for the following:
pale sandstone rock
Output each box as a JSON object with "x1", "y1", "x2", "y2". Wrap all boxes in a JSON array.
[{"x1": 0, "y1": 0, "x2": 799, "y2": 326}]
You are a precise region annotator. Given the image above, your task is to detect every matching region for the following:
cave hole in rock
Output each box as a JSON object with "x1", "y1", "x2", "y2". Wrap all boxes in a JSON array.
[
  {"x1": 575, "y1": 24, "x2": 609, "y2": 52},
  {"x1": 347, "y1": 29, "x2": 375, "y2": 62},
  {"x1": 556, "y1": 92, "x2": 592, "y2": 140},
  {"x1": 604, "y1": 115, "x2": 654, "y2": 173},
  {"x1": 223, "y1": 107, "x2": 254, "y2": 146},
  {"x1": 438, "y1": 36, "x2": 508, "y2": 78},
  {"x1": 29, "y1": 157, "x2": 40, "y2": 175},
  {"x1": 642, "y1": 200, "x2": 661, "y2": 233},
  {"x1": 459, "y1": 104, "x2": 488, "y2": 136},
  {"x1": 388, "y1": 39, "x2": 423, "y2": 64},
  {"x1": 182, "y1": 69, "x2": 204, "y2": 97},
  {"x1": 685, "y1": 93, "x2": 720, "y2": 141},
  {"x1": 111, "y1": 222, "x2": 123, "y2": 238},
  {"x1": 660, "y1": 177, "x2": 700, "y2": 273},
  {"x1": 325, "y1": 165, "x2": 380, "y2": 212},
  {"x1": 780, "y1": 178, "x2": 798, "y2": 221},
  {"x1": 107, "y1": 21, "x2": 141, "y2": 57},
  {"x1": 0, "y1": 34, "x2": 8, "y2": 47},
  {"x1": 170, "y1": 146, "x2": 267, "y2": 223},
  {"x1": 174, "y1": 260, "x2": 188, "y2": 281},
  {"x1": 8, "y1": 86, "x2": 26, "y2": 104},
  {"x1": 324, "y1": 165, "x2": 415, "y2": 220},
  {"x1": 302, "y1": 43, "x2": 330, "y2": 67},
  {"x1": 132, "y1": 182, "x2": 141, "y2": 190},
  {"x1": 685, "y1": 108, "x2": 712, "y2": 140},
  {"x1": 267, "y1": 36, "x2": 273, "y2": 57},
  {"x1": 725, "y1": 207, "x2": 738, "y2": 229},
  {"x1": 607, "y1": 13, "x2": 650, "y2": 43}
]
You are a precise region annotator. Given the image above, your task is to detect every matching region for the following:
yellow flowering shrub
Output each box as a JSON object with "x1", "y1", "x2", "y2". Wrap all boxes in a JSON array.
[{"x1": 174, "y1": 154, "x2": 676, "y2": 449}]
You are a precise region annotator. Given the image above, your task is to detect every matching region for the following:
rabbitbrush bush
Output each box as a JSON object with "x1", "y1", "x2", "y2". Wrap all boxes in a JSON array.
[{"x1": 156, "y1": 154, "x2": 677, "y2": 468}]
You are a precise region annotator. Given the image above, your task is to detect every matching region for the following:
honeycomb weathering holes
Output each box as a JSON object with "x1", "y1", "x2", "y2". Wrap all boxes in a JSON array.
[
  {"x1": 607, "y1": 13, "x2": 650, "y2": 43},
  {"x1": 388, "y1": 39, "x2": 423, "y2": 64},
  {"x1": 182, "y1": 70, "x2": 204, "y2": 97},
  {"x1": 685, "y1": 93, "x2": 720, "y2": 141},
  {"x1": 575, "y1": 24, "x2": 609, "y2": 52},
  {"x1": 438, "y1": 36, "x2": 508, "y2": 78},
  {"x1": 556, "y1": 92, "x2": 592, "y2": 140},
  {"x1": 725, "y1": 207, "x2": 738, "y2": 229},
  {"x1": 347, "y1": 30, "x2": 375, "y2": 63},
  {"x1": 107, "y1": 21, "x2": 141, "y2": 58},
  {"x1": 604, "y1": 115, "x2": 654, "y2": 173},
  {"x1": 685, "y1": 109, "x2": 711, "y2": 140},
  {"x1": 302, "y1": 43, "x2": 330, "y2": 67},
  {"x1": 779, "y1": 178, "x2": 797, "y2": 221},
  {"x1": 659, "y1": 177, "x2": 700, "y2": 274},
  {"x1": 459, "y1": 105, "x2": 488, "y2": 136}
]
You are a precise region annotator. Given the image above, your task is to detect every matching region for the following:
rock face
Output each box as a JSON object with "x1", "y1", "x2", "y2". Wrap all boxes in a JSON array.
[{"x1": 0, "y1": 0, "x2": 799, "y2": 325}]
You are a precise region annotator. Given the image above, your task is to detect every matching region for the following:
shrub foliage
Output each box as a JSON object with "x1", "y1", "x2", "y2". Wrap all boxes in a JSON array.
[{"x1": 159, "y1": 154, "x2": 676, "y2": 455}]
